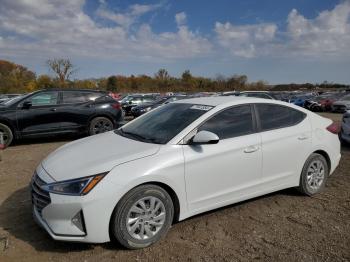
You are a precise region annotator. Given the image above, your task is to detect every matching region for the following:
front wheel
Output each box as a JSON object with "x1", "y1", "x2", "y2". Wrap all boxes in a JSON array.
[
  {"x1": 111, "y1": 185, "x2": 174, "y2": 249},
  {"x1": 0, "y1": 123, "x2": 13, "y2": 147},
  {"x1": 298, "y1": 153, "x2": 329, "y2": 196}
]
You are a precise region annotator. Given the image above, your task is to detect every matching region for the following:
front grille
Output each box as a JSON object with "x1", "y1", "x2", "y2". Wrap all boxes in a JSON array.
[{"x1": 31, "y1": 172, "x2": 51, "y2": 214}]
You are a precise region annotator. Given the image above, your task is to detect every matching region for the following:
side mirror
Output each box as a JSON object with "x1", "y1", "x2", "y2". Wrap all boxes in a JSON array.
[
  {"x1": 190, "y1": 130, "x2": 219, "y2": 145},
  {"x1": 22, "y1": 101, "x2": 32, "y2": 109}
]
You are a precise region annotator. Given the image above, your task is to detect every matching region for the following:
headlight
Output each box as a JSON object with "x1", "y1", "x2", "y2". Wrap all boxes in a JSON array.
[
  {"x1": 145, "y1": 107, "x2": 152, "y2": 112},
  {"x1": 42, "y1": 172, "x2": 107, "y2": 196}
]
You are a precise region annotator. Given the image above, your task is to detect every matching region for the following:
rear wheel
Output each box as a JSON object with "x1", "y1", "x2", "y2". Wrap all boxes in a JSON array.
[
  {"x1": 111, "y1": 185, "x2": 174, "y2": 249},
  {"x1": 0, "y1": 123, "x2": 13, "y2": 147},
  {"x1": 89, "y1": 117, "x2": 113, "y2": 135},
  {"x1": 298, "y1": 153, "x2": 329, "y2": 196}
]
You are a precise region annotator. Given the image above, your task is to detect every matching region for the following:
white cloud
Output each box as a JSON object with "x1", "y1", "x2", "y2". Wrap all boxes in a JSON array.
[
  {"x1": 214, "y1": 1, "x2": 350, "y2": 58},
  {"x1": 0, "y1": 0, "x2": 349, "y2": 67},
  {"x1": 214, "y1": 22, "x2": 277, "y2": 58},
  {"x1": 0, "y1": 0, "x2": 211, "y2": 61},
  {"x1": 175, "y1": 12, "x2": 187, "y2": 26},
  {"x1": 286, "y1": 0, "x2": 350, "y2": 56},
  {"x1": 96, "y1": 2, "x2": 163, "y2": 28}
]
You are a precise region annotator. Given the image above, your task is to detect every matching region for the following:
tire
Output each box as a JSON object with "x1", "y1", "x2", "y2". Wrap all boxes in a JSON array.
[
  {"x1": 298, "y1": 153, "x2": 329, "y2": 196},
  {"x1": 0, "y1": 123, "x2": 13, "y2": 147},
  {"x1": 111, "y1": 184, "x2": 174, "y2": 249},
  {"x1": 89, "y1": 117, "x2": 114, "y2": 135}
]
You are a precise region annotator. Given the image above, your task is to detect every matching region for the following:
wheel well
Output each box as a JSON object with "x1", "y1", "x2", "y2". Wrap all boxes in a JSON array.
[
  {"x1": 0, "y1": 120, "x2": 15, "y2": 138},
  {"x1": 108, "y1": 181, "x2": 181, "y2": 242},
  {"x1": 89, "y1": 114, "x2": 115, "y2": 127},
  {"x1": 140, "y1": 182, "x2": 181, "y2": 223},
  {"x1": 314, "y1": 150, "x2": 331, "y2": 171}
]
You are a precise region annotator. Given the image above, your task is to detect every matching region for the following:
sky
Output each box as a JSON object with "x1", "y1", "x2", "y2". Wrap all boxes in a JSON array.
[{"x1": 0, "y1": 0, "x2": 350, "y2": 84}]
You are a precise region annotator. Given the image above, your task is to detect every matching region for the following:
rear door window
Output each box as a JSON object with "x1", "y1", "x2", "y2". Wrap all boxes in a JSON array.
[
  {"x1": 62, "y1": 92, "x2": 89, "y2": 104},
  {"x1": 256, "y1": 104, "x2": 306, "y2": 131}
]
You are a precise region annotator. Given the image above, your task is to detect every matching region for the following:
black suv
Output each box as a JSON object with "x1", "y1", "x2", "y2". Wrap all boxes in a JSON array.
[
  {"x1": 0, "y1": 89, "x2": 123, "y2": 146},
  {"x1": 120, "y1": 95, "x2": 159, "y2": 115}
]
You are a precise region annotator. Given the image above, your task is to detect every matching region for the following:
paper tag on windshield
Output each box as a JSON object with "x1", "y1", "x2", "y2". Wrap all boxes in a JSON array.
[{"x1": 190, "y1": 105, "x2": 213, "y2": 111}]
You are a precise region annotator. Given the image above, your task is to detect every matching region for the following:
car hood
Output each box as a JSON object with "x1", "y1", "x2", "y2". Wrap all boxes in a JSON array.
[
  {"x1": 0, "y1": 105, "x2": 9, "y2": 111},
  {"x1": 42, "y1": 131, "x2": 160, "y2": 181}
]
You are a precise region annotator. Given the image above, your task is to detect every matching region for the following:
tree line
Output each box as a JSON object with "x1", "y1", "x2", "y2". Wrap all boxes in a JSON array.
[{"x1": 0, "y1": 59, "x2": 348, "y2": 94}]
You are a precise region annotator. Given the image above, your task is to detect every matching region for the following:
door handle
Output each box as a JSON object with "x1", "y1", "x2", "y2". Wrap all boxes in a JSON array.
[
  {"x1": 50, "y1": 108, "x2": 57, "y2": 112},
  {"x1": 298, "y1": 135, "x2": 309, "y2": 140},
  {"x1": 244, "y1": 145, "x2": 259, "y2": 153}
]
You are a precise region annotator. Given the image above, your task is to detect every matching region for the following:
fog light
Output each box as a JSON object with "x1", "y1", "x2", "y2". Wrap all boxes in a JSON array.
[{"x1": 72, "y1": 210, "x2": 86, "y2": 234}]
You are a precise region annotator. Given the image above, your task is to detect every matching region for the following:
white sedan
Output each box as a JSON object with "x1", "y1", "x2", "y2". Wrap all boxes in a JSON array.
[{"x1": 31, "y1": 96, "x2": 341, "y2": 249}]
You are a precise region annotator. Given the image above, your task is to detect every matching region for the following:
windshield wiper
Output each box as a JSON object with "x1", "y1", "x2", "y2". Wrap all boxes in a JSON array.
[{"x1": 116, "y1": 128, "x2": 161, "y2": 144}]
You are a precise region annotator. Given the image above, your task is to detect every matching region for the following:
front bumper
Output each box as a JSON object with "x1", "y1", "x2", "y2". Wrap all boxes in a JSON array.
[
  {"x1": 31, "y1": 169, "x2": 124, "y2": 243},
  {"x1": 33, "y1": 205, "x2": 86, "y2": 242}
]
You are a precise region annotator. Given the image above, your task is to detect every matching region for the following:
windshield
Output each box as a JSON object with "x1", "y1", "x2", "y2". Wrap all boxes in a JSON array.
[{"x1": 116, "y1": 103, "x2": 212, "y2": 144}]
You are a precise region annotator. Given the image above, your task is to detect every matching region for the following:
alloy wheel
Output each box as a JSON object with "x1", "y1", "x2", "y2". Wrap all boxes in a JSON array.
[
  {"x1": 306, "y1": 159, "x2": 325, "y2": 191},
  {"x1": 126, "y1": 196, "x2": 166, "y2": 240},
  {"x1": 92, "y1": 119, "x2": 113, "y2": 134},
  {"x1": 0, "y1": 127, "x2": 10, "y2": 145}
]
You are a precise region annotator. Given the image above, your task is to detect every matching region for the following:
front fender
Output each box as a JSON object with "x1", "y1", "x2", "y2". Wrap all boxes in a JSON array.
[{"x1": 103, "y1": 145, "x2": 189, "y2": 221}]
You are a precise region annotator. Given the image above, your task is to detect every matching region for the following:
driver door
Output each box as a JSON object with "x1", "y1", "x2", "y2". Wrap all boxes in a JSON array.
[
  {"x1": 183, "y1": 105, "x2": 262, "y2": 213},
  {"x1": 16, "y1": 91, "x2": 62, "y2": 136}
]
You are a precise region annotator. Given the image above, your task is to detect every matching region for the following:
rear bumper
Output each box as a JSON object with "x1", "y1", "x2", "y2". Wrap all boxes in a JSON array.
[{"x1": 331, "y1": 153, "x2": 341, "y2": 175}]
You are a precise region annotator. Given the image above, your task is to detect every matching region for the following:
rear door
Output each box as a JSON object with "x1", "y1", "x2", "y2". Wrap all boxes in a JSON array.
[
  {"x1": 58, "y1": 91, "x2": 101, "y2": 130},
  {"x1": 255, "y1": 103, "x2": 311, "y2": 187},
  {"x1": 16, "y1": 91, "x2": 61, "y2": 135}
]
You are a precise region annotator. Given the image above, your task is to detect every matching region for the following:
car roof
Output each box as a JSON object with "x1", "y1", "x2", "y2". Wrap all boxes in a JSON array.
[
  {"x1": 240, "y1": 91, "x2": 270, "y2": 93},
  {"x1": 173, "y1": 96, "x2": 263, "y2": 107},
  {"x1": 42, "y1": 88, "x2": 106, "y2": 93}
]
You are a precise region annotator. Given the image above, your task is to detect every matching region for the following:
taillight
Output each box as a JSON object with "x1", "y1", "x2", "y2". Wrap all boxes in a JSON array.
[
  {"x1": 112, "y1": 103, "x2": 121, "y2": 110},
  {"x1": 326, "y1": 122, "x2": 340, "y2": 134}
]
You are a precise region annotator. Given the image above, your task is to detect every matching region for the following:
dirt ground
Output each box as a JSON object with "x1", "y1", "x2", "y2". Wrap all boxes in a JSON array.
[{"x1": 0, "y1": 113, "x2": 349, "y2": 262}]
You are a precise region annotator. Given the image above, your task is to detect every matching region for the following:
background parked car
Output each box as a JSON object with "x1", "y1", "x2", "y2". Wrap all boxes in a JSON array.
[
  {"x1": 120, "y1": 94, "x2": 159, "y2": 115},
  {"x1": 304, "y1": 93, "x2": 344, "y2": 112},
  {"x1": 0, "y1": 89, "x2": 123, "y2": 146},
  {"x1": 238, "y1": 91, "x2": 275, "y2": 99},
  {"x1": 340, "y1": 111, "x2": 350, "y2": 144},
  {"x1": 288, "y1": 94, "x2": 314, "y2": 107},
  {"x1": 130, "y1": 95, "x2": 188, "y2": 117},
  {"x1": 332, "y1": 94, "x2": 350, "y2": 113},
  {"x1": 0, "y1": 94, "x2": 21, "y2": 104}
]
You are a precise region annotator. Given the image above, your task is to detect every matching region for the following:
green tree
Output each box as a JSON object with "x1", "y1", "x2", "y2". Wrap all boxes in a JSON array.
[
  {"x1": 181, "y1": 70, "x2": 192, "y2": 82},
  {"x1": 155, "y1": 69, "x2": 170, "y2": 89},
  {"x1": 0, "y1": 60, "x2": 36, "y2": 93},
  {"x1": 106, "y1": 76, "x2": 118, "y2": 91},
  {"x1": 36, "y1": 75, "x2": 55, "y2": 89}
]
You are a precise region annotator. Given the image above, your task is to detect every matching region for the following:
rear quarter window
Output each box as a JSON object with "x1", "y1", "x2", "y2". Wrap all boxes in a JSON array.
[
  {"x1": 62, "y1": 91, "x2": 104, "y2": 104},
  {"x1": 256, "y1": 104, "x2": 306, "y2": 131}
]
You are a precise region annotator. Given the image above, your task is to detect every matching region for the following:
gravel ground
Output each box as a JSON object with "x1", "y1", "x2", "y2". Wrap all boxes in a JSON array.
[{"x1": 0, "y1": 113, "x2": 349, "y2": 262}]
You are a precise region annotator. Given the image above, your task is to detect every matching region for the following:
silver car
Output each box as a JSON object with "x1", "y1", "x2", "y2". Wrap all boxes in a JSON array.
[
  {"x1": 340, "y1": 111, "x2": 350, "y2": 143},
  {"x1": 332, "y1": 94, "x2": 350, "y2": 113}
]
